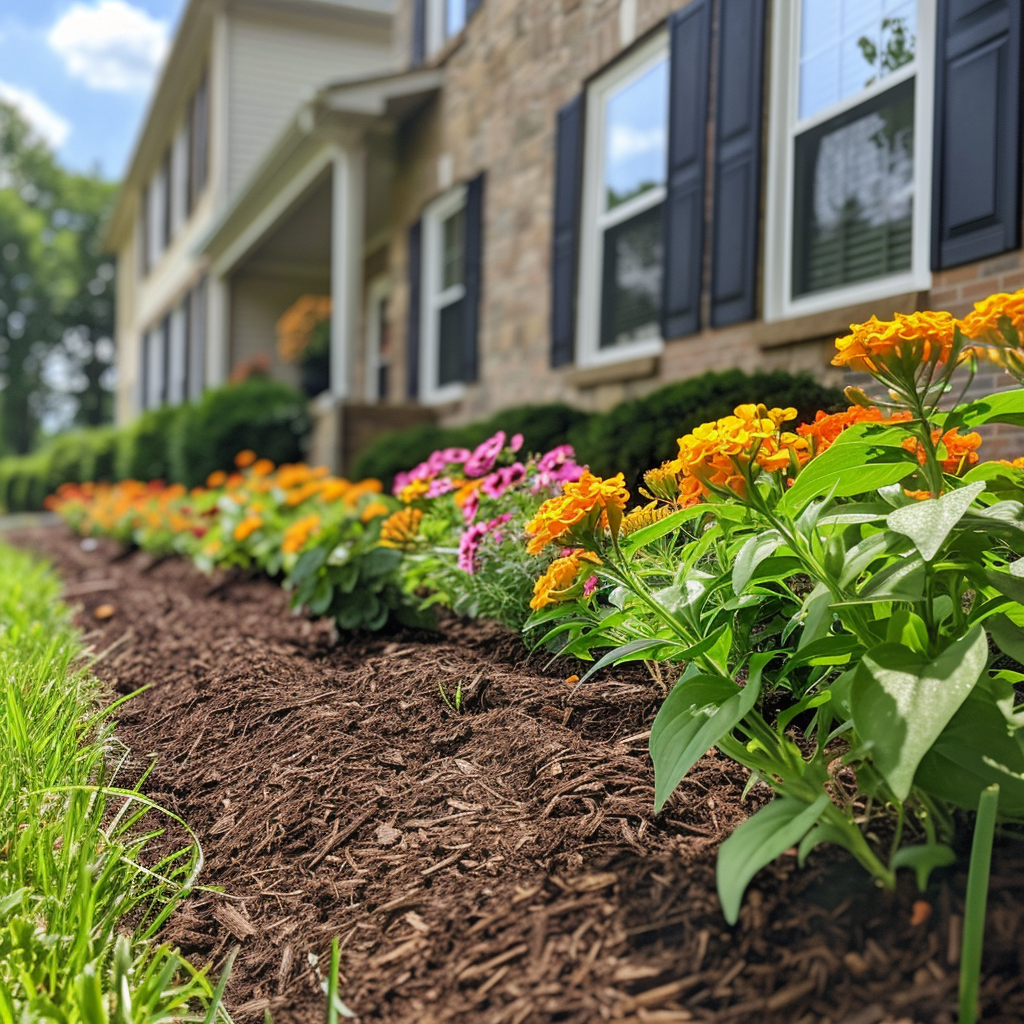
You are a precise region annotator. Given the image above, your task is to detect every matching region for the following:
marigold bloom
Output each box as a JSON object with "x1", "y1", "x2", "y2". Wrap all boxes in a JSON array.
[
  {"x1": 233, "y1": 515, "x2": 263, "y2": 541},
  {"x1": 360, "y1": 500, "x2": 390, "y2": 522},
  {"x1": 235, "y1": 450, "x2": 257, "y2": 468},
  {"x1": 319, "y1": 478, "x2": 352, "y2": 502},
  {"x1": 796, "y1": 406, "x2": 912, "y2": 455},
  {"x1": 902, "y1": 428, "x2": 982, "y2": 475},
  {"x1": 250, "y1": 458, "x2": 275, "y2": 477},
  {"x1": 524, "y1": 471, "x2": 629, "y2": 555},
  {"x1": 282, "y1": 514, "x2": 322, "y2": 554},
  {"x1": 960, "y1": 289, "x2": 1024, "y2": 338},
  {"x1": 999, "y1": 457, "x2": 1024, "y2": 469},
  {"x1": 530, "y1": 550, "x2": 601, "y2": 611},
  {"x1": 832, "y1": 311, "x2": 958, "y2": 372},
  {"x1": 675, "y1": 405, "x2": 807, "y2": 497},
  {"x1": 206, "y1": 470, "x2": 228, "y2": 488},
  {"x1": 379, "y1": 507, "x2": 423, "y2": 549},
  {"x1": 620, "y1": 501, "x2": 677, "y2": 536},
  {"x1": 398, "y1": 478, "x2": 430, "y2": 504}
]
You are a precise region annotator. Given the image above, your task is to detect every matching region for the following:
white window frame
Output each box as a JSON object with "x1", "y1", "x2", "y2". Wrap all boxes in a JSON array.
[
  {"x1": 420, "y1": 184, "x2": 467, "y2": 405},
  {"x1": 364, "y1": 273, "x2": 391, "y2": 403},
  {"x1": 764, "y1": 0, "x2": 936, "y2": 322},
  {"x1": 577, "y1": 30, "x2": 668, "y2": 369},
  {"x1": 426, "y1": 0, "x2": 467, "y2": 57}
]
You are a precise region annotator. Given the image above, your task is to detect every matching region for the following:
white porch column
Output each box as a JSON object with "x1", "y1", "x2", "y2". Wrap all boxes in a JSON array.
[
  {"x1": 330, "y1": 144, "x2": 366, "y2": 400},
  {"x1": 205, "y1": 274, "x2": 231, "y2": 387}
]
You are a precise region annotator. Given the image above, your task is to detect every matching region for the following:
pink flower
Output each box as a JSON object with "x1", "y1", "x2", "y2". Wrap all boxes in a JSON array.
[
  {"x1": 583, "y1": 574, "x2": 599, "y2": 598},
  {"x1": 533, "y1": 445, "x2": 584, "y2": 492},
  {"x1": 425, "y1": 478, "x2": 456, "y2": 498},
  {"x1": 464, "y1": 432, "x2": 506, "y2": 477},
  {"x1": 481, "y1": 462, "x2": 526, "y2": 500},
  {"x1": 457, "y1": 513, "x2": 514, "y2": 574},
  {"x1": 510, "y1": 433, "x2": 524, "y2": 453},
  {"x1": 461, "y1": 488, "x2": 480, "y2": 524}
]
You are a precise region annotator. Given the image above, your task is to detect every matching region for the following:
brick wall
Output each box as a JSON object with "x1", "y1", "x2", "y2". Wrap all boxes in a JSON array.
[{"x1": 382, "y1": 0, "x2": 1024, "y2": 458}]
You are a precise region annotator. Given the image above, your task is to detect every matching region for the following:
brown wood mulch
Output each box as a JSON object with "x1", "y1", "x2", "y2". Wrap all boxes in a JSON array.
[{"x1": 8, "y1": 525, "x2": 1024, "y2": 1024}]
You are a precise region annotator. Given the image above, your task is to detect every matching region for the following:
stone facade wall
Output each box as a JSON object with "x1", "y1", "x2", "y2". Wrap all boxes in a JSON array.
[{"x1": 381, "y1": 0, "x2": 1024, "y2": 457}]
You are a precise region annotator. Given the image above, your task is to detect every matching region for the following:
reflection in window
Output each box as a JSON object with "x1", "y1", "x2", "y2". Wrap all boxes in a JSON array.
[
  {"x1": 794, "y1": 78, "x2": 914, "y2": 295},
  {"x1": 594, "y1": 52, "x2": 668, "y2": 349},
  {"x1": 799, "y1": 0, "x2": 916, "y2": 121}
]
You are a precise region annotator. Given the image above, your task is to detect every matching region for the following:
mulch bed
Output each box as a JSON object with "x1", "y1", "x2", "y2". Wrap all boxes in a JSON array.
[{"x1": 8, "y1": 525, "x2": 1024, "y2": 1024}]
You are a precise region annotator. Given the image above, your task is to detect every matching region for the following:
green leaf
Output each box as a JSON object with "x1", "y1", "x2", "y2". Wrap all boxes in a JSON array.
[
  {"x1": 620, "y1": 503, "x2": 710, "y2": 554},
  {"x1": 717, "y1": 794, "x2": 831, "y2": 924},
  {"x1": 941, "y1": 390, "x2": 1024, "y2": 432},
  {"x1": 578, "y1": 635, "x2": 696, "y2": 683},
  {"x1": 988, "y1": 614, "x2": 1024, "y2": 664},
  {"x1": 780, "y1": 442, "x2": 917, "y2": 514},
  {"x1": 891, "y1": 843, "x2": 957, "y2": 891},
  {"x1": 850, "y1": 626, "x2": 989, "y2": 800},
  {"x1": 838, "y1": 530, "x2": 912, "y2": 587},
  {"x1": 797, "y1": 820, "x2": 862, "y2": 866},
  {"x1": 290, "y1": 546, "x2": 328, "y2": 585},
  {"x1": 359, "y1": 546, "x2": 403, "y2": 580},
  {"x1": 886, "y1": 482, "x2": 986, "y2": 561},
  {"x1": 849, "y1": 554, "x2": 926, "y2": 604},
  {"x1": 732, "y1": 530, "x2": 783, "y2": 595},
  {"x1": 651, "y1": 654, "x2": 768, "y2": 812},
  {"x1": 309, "y1": 577, "x2": 333, "y2": 616},
  {"x1": 785, "y1": 582, "x2": 832, "y2": 648}
]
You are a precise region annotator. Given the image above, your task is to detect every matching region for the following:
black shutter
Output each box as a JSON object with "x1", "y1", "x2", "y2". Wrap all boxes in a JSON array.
[
  {"x1": 406, "y1": 220, "x2": 422, "y2": 400},
  {"x1": 467, "y1": 0, "x2": 483, "y2": 19},
  {"x1": 462, "y1": 173, "x2": 484, "y2": 382},
  {"x1": 932, "y1": 0, "x2": 1023, "y2": 269},
  {"x1": 710, "y1": 0, "x2": 765, "y2": 327},
  {"x1": 550, "y1": 94, "x2": 584, "y2": 367},
  {"x1": 411, "y1": 0, "x2": 426, "y2": 67},
  {"x1": 661, "y1": 0, "x2": 712, "y2": 340}
]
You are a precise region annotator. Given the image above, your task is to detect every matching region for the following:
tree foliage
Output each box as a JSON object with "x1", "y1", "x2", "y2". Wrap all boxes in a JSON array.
[{"x1": 0, "y1": 102, "x2": 117, "y2": 455}]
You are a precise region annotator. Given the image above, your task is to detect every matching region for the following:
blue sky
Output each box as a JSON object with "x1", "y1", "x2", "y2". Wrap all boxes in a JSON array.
[{"x1": 0, "y1": 0, "x2": 186, "y2": 181}]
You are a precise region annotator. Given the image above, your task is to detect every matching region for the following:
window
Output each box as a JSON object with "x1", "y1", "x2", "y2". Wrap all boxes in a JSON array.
[
  {"x1": 365, "y1": 275, "x2": 391, "y2": 403},
  {"x1": 766, "y1": 0, "x2": 935, "y2": 319},
  {"x1": 421, "y1": 186, "x2": 468, "y2": 402},
  {"x1": 577, "y1": 33, "x2": 669, "y2": 365},
  {"x1": 188, "y1": 70, "x2": 209, "y2": 213},
  {"x1": 427, "y1": 0, "x2": 467, "y2": 56}
]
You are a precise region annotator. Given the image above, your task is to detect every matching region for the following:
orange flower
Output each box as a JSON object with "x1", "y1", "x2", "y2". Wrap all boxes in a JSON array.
[
  {"x1": 360, "y1": 500, "x2": 390, "y2": 522},
  {"x1": 999, "y1": 457, "x2": 1024, "y2": 469},
  {"x1": 675, "y1": 405, "x2": 808, "y2": 498},
  {"x1": 901, "y1": 428, "x2": 982, "y2": 475},
  {"x1": 250, "y1": 458, "x2": 275, "y2": 477},
  {"x1": 832, "y1": 311, "x2": 958, "y2": 372},
  {"x1": 235, "y1": 450, "x2": 257, "y2": 468},
  {"x1": 796, "y1": 406, "x2": 912, "y2": 455},
  {"x1": 379, "y1": 507, "x2": 423, "y2": 549},
  {"x1": 275, "y1": 294, "x2": 332, "y2": 362},
  {"x1": 530, "y1": 551, "x2": 600, "y2": 611},
  {"x1": 960, "y1": 289, "x2": 1024, "y2": 338},
  {"x1": 233, "y1": 515, "x2": 263, "y2": 541},
  {"x1": 319, "y1": 478, "x2": 352, "y2": 502},
  {"x1": 524, "y1": 471, "x2": 629, "y2": 555},
  {"x1": 454, "y1": 478, "x2": 483, "y2": 507},
  {"x1": 344, "y1": 479, "x2": 385, "y2": 506},
  {"x1": 206, "y1": 470, "x2": 228, "y2": 488},
  {"x1": 282, "y1": 514, "x2": 322, "y2": 554}
]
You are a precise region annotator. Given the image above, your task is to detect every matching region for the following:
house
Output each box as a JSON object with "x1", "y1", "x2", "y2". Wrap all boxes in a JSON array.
[{"x1": 109, "y1": 0, "x2": 1024, "y2": 468}]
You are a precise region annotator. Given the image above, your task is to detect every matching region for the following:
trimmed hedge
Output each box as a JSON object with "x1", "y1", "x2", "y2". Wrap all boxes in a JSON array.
[
  {"x1": 568, "y1": 370, "x2": 846, "y2": 486},
  {"x1": 351, "y1": 403, "x2": 593, "y2": 487},
  {"x1": 0, "y1": 377, "x2": 313, "y2": 513},
  {"x1": 353, "y1": 370, "x2": 846, "y2": 491}
]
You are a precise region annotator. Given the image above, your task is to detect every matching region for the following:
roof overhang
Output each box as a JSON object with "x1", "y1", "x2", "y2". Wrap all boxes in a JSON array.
[{"x1": 198, "y1": 67, "x2": 442, "y2": 274}]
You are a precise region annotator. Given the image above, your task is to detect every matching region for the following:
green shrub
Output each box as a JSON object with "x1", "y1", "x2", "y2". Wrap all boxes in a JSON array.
[
  {"x1": 568, "y1": 370, "x2": 846, "y2": 486},
  {"x1": 116, "y1": 405, "x2": 185, "y2": 482},
  {"x1": 6, "y1": 453, "x2": 51, "y2": 512},
  {"x1": 82, "y1": 426, "x2": 120, "y2": 482},
  {"x1": 169, "y1": 377, "x2": 312, "y2": 488},
  {"x1": 352, "y1": 403, "x2": 592, "y2": 487}
]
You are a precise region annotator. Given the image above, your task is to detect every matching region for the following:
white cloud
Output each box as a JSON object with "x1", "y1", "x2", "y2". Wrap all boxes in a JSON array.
[
  {"x1": 609, "y1": 124, "x2": 666, "y2": 163},
  {"x1": 0, "y1": 80, "x2": 71, "y2": 148},
  {"x1": 47, "y1": 0, "x2": 170, "y2": 94}
]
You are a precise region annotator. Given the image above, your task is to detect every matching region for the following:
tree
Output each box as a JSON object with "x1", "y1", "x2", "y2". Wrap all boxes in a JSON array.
[{"x1": 0, "y1": 102, "x2": 117, "y2": 455}]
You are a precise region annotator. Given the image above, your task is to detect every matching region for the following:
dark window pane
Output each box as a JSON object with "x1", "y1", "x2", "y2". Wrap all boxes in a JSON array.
[
  {"x1": 438, "y1": 297, "x2": 464, "y2": 385},
  {"x1": 793, "y1": 77, "x2": 914, "y2": 297},
  {"x1": 442, "y1": 207, "x2": 465, "y2": 290},
  {"x1": 599, "y1": 201, "x2": 664, "y2": 349}
]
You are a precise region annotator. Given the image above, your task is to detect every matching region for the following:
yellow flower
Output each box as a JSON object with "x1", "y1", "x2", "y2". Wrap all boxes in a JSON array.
[
  {"x1": 235, "y1": 449, "x2": 258, "y2": 468},
  {"x1": 524, "y1": 471, "x2": 629, "y2": 555},
  {"x1": 530, "y1": 551, "x2": 600, "y2": 610},
  {"x1": 282, "y1": 514, "x2": 321, "y2": 554},
  {"x1": 379, "y1": 507, "x2": 423, "y2": 549},
  {"x1": 233, "y1": 515, "x2": 263, "y2": 541},
  {"x1": 360, "y1": 500, "x2": 390, "y2": 522},
  {"x1": 206, "y1": 470, "x2": 228, "y2": 488},
  {"x1": 620, "y1": 501, "x2": 678, "y2": 536},
  {"x1": 398, "y1": 478, "x2": 430, "y2": 503},
  {"x1": 960, "y1": 289, "x2": 1024, "y2": 338},
  {"x1": 832, "y1": 311, "x2": 958, "y2": 372}
]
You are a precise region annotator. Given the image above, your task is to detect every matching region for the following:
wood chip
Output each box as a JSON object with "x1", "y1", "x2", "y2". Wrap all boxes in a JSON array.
[
  {"x1": 375, "y1": 823, "x2": 402, "y2": 846},
  {"x1": 212, "y1": 904, "x2": 255, "y2": 940}
]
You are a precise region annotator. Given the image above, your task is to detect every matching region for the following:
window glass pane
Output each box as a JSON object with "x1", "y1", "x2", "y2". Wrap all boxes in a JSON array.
[
  {"x1": 793, "y1": 78, "x2": 914, "y2": 297},
  {"x1": 438, "y1": 297, "x2": 464, "y2": 385},
  {"x1": 799, "y1": 0, "x2": 916, "y2": 120},
  {"x1": 446, "y1": 0, "x2": 465, "y2": 37},
  {"x1": 441, "y1": 206, "x2": 465, "y2": 291},
  {"x1": 599, "y1": 201, "x2": 663, "y2": 349},
  {"x1": 603, "y1": 58, "x2": 668, "y2": 211}
]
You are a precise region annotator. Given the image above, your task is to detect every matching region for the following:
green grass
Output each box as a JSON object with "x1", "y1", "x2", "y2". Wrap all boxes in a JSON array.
[{"x1": 0, "y1": 542, "x2": 229, "y2": 1023}]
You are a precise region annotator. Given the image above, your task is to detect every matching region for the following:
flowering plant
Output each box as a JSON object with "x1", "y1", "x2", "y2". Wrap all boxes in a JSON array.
[{"x1": 526, "y1": 292, "x2": 1024, "y2": 923}]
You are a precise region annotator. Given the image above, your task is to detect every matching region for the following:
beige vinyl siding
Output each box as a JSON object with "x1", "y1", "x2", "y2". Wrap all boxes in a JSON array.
[{"x1": 226, "y1": 13, "x2": 393, "y2": 199}]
